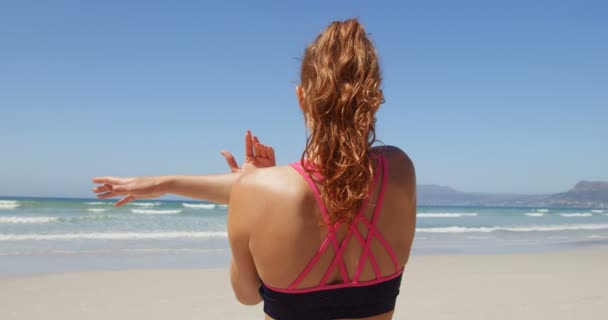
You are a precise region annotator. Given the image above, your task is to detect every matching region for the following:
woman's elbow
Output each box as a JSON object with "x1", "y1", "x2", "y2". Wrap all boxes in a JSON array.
[{"x1": 234, "y1": 290, "x2": 263, "y2": 306}]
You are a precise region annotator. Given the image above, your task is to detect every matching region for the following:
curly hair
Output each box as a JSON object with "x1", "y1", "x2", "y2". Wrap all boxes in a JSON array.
[{"x1": 300, "y1": 18, "x2": 384, "y2": 225}]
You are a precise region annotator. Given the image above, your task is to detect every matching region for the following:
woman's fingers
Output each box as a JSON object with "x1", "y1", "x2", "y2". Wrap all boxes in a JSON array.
[
  {"x1": 91, "y1": 184, "x2": 112, "y2": 193},
  {"x1": 254, "y1": 143, "x2": 264, "y2": 159},
  {"x1": 114, "y1": 195, "x2": 136, "y2": 207},
  {"x1": 92, "y1": 177, "x2": 134, "y2": 185},
  {"x1": 260, "y1": 144, "x2": 269, "y2": 158},
  {"x1": 220, "y1": 150, "x2": 240, "y2": 172},
  {"x1": 96, "y1": 191, "x2": 120, "y2": 199},
  {"x1": 245, "y1": 130, "x2": 254, "y2": 159},
  {"x1": 268, "y1": 146, "x2": 276, "y2": 164},
  {"x1": 93, "y1": 184, "x2": 132, "y2": 195}
]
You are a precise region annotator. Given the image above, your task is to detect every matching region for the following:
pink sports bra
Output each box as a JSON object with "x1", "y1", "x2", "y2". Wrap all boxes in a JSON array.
[{"x1": 263, "y1": 154, "x2": 404, "y2": 294}]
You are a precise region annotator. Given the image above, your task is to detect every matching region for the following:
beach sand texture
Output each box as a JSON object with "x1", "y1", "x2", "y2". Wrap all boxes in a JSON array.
[{"x1": 1, "y1": 247, "x2": 606, "y2": 320}]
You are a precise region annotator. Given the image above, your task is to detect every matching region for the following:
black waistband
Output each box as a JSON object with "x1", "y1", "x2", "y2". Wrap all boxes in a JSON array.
[{"x1": 259, "y1": 274, "x2": 403, "y2": 320}]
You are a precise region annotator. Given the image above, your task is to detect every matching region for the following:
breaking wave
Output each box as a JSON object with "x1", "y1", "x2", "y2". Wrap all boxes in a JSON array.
[
  {"x1": 182, "y1": 203, "x2": 216, "y2": 209},
  {"x1": 131, "y1": 209, "x2": 182, "y2": 215},
  {"x1": 416, "y1": 224, "x2": 608, "y2": 233},
  {"x1": 417, "y1": 213, "x2": 477, "y2": 218},
  {"x1": 525, "y1": 213, "x2": 545, "y2": 217},
  {"x1": 129, "y1": 202, "x2": 161, "y2": 207},
  {"x1": 560, "y1": 213, "x2": 593, "y2": 217},
  {"x1": 0, "y1": 200, "x2": 20, "y2": 210},
  {"x1": 0, "y1": 216, "x2": 59, "y2": 224}
]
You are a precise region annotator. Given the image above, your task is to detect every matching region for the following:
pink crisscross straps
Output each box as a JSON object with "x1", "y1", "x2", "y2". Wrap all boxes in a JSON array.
[{"x1": 279, "y1": 154, "x2": 403, "y2": 293}]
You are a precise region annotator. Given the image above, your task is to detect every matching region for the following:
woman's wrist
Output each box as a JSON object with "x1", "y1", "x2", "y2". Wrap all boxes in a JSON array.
[{"x1": 157, "y1": 175, "x2": 177, "y2": 194}]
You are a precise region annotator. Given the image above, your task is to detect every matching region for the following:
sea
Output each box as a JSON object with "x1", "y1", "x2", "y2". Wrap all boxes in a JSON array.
[{"x1": 1, "y1": 197, "x2": 607, "y2": 276}]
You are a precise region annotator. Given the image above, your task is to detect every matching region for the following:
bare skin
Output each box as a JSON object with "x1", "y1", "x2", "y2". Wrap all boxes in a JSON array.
[
  {"x1": 92, "y1": 130, "x2": 274, "y2": 206},
  {"x1": 228, "y1": 145, "x2": 416, "y2": 320},
  {"x1": 92, "y1": 102, "x2": 417, "y2": 319},
  {"x1": 93, "y1": 142, "x2": 416, "y2": 320}
]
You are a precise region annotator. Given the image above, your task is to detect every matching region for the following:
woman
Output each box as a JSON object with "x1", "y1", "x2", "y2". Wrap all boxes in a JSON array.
[{"x1": 93, "y1": 18, "x2": 416, "y2": 320}]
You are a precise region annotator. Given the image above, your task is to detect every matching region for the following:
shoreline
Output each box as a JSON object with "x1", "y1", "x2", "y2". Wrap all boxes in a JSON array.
[
  {"x1": 2, "y1": 240, "x2": 607, "y2": 278},
  {"x1": 1, "y1": 246, "x2": 606, "y2": 319}
]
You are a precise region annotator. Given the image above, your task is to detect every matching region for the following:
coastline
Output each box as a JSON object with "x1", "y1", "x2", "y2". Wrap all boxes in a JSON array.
[{"x1": 1, "y1": 246, "x2": 606, "y2": 320}]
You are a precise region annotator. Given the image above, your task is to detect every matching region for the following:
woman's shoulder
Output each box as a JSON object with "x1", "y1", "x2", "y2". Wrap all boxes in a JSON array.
[
  {"x1": 232, "y1": 165, "x2": 305, "y2": 198},
  {"x1": 372, "y1": 145, "x2": 415, "y2": 174}
]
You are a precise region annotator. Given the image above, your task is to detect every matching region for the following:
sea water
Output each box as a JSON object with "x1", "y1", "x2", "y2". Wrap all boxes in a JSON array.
[{"x1": 1, "y1": 197, "x2": 607, "y2": 275}]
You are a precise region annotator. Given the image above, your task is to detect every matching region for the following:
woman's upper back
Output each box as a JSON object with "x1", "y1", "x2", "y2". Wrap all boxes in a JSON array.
[{"x1": 243, "y1": 146, "x2": 416, "y2": 290}]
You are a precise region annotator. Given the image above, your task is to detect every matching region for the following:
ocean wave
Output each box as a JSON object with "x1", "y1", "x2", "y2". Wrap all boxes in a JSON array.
[
  {"x1": 131, "y1": 209, "x2": 182, "y2": 215},
  {"x1": 536, "y1": 209, "x2": 549, "y2": 213},
  {"x1": 0, "y1": 200, "x2": 20, "y2": 209},
  {"x1": 87, "y1": 208, "x2": 108, "y2": 213},
  {"x1": 560, "y1": 213, "x2": 592, "y2": 217},
  {"x1": 129, "y1": 202, "x2": 161, "y2": 207},
  {"x1": 525, "y1": 213, "x2": 544, "y2": 217},
  {"x1": 417, "y1": 213, "x2": 477, "y2": 218},
  {"x1": 182, "y1": 203, "x2": 216, "y2": 209},
  {"x1": 415, "y1": 224, "x2": 608, "y2": 233},
  {"x1": 591, "y1": 210, "x2": 604, "y2": 213},
  {"x1": 0, "y1": 216, "x2": 59, "y2": 224},
  {"x1": 71, "y1": 215, "x2": 111, "y2": 221},
  {"x1": 85, "y1": 202, "x2": 107, "y2": 205},
  {"x1": 0, "y1": 231, "x2": 228, "y2": 241}
]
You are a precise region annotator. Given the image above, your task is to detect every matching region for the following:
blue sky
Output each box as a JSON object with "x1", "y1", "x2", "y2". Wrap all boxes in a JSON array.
[{"x1": 0, "y1": 0, "x2": 606, "y2": 198}]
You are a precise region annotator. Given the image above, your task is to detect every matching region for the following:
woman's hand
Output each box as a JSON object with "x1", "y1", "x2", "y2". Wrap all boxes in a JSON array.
[
  {"x1": 221, "y1": 130, "x2": 275, "y2": 172},
  {"x1": 91, "y1": 176, "x2": 167, "y2": 207}
]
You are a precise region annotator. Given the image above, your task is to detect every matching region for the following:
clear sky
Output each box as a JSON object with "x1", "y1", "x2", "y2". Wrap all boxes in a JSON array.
[{"x1": 1, "y1": 0, "x2": 606, "y2": 198}]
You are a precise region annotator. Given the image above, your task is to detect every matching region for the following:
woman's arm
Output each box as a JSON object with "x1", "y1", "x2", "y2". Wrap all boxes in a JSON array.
[
  {"x1": 91, "y1": 173, "x2": 239, "y2": 206},
  {"x1": 163, "y1": 173, "x2": 241, "y2": 204},
  {"x1": 92, "y1": 130, "x2": 275, "y2": 206}
]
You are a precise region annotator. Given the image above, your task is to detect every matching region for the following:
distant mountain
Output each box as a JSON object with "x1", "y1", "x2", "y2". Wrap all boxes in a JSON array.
[
  {"x1": 417, "y1": 181, "x2": 608, "y2": 208},
  {"x1": 544, "y1": 181, "x2": 608, "y2": 208}
]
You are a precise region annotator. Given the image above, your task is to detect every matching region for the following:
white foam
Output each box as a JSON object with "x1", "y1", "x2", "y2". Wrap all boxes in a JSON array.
[
  {"x1": 0, "y1": 200, "x2": 20, "y2": 209},
  {"x1": 0, "y1": 231, "x2": 227, "y2": 241},
  {"x1": 182, "y1": 203, "x2": 216, "y2": 209},
  {"x1": 560, "y1": 213, "x2": 592, "y2": 217},
  {"x1": 131, "y1": 209, "x2": 182, "y2": 215},
  {"x1": 0, "y1": 217, "x2": 59, "y2": 224},
  {"x1": 129, "y1": 202, "x2": 161, "y2": 207},
  {"x1": 525, "y1": 213, "x2": 544, "y2": 217},
  {"x1": 536, "y1": 209, "x2": 549, "y2": 213},
  {"x1": 85, "y1": 202, "x2": 106, "y2": 205},
  {"x1": 87, "y1": 208, "x2": 108, "y2": 213},
  {"x1": 417, "y1": 213, "x2": 478, "y2": 218},
  {"x1": 416, "y1": 224, "x2": 608, "y2": 233},
  {"x1": 219, "y1": 204, "x2": 228, "y2": 208},
  {"x1": 591, "y1": 210, "x2": 604, "y2": 213}
]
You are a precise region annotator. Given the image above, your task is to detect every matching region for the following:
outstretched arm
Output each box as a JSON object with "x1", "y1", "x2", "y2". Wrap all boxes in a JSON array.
[
  {"x1": 92, "y1": 173, "x2": 240, "y2": 205},
  {"x1": 92, "y1": 131, "x2": 275, "y2": 206}
]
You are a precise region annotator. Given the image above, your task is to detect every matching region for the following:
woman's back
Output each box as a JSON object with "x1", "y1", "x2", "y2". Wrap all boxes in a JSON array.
[
  {"x1": 224, "y1": 18, "x2": 416, "y2": 320},
  {"x1": 233, "y1": 146, "x2": 416, "y2": 319}
]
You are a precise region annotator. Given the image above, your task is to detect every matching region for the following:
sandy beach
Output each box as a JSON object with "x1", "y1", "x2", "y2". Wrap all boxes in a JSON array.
[{"x1": 1, "y1": 247, "x2": 606, "y2": 320}]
